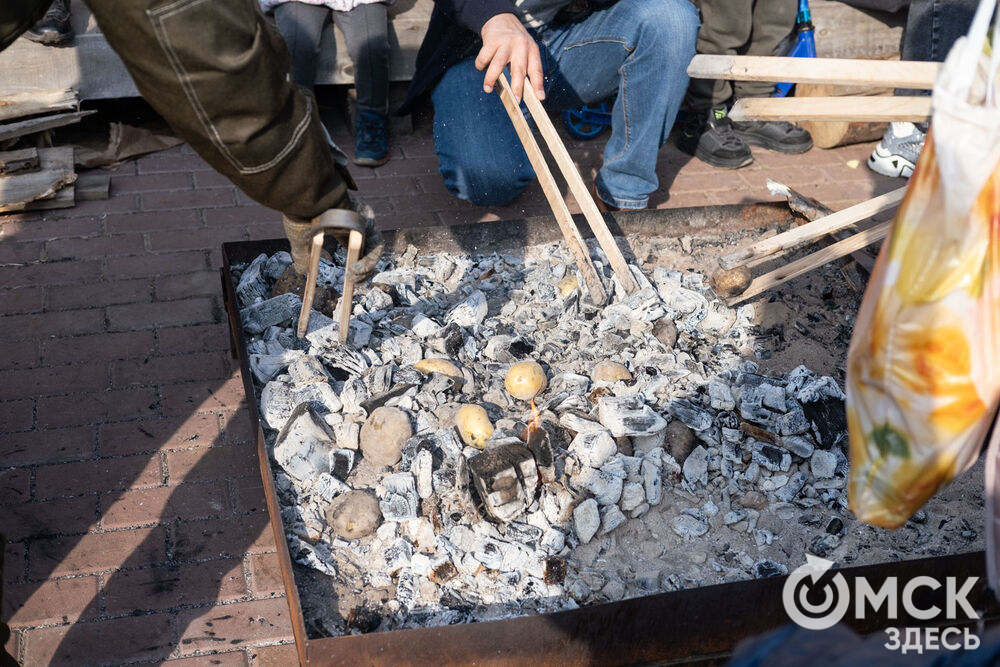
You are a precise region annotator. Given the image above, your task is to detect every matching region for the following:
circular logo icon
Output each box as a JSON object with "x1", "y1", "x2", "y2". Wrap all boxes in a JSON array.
[{"x1": 782, "y1": 555, "x2": 851, "y2": 630}]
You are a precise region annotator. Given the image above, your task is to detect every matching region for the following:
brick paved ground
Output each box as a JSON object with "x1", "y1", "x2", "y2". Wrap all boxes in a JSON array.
[{"x1": 0, "y1": 109, "x2": 899, "y2": 665}]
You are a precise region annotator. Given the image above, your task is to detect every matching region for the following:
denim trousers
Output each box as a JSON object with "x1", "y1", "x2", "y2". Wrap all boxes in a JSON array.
[
  {"x1": 898, "y1": 0, "x2": 978, "y2": 96},
  {"x1": 430, "y1": 0, "x2": 700, "y2": 210}
]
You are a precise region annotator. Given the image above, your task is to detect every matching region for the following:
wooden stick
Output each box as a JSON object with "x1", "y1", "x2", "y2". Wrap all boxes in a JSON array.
[
  {"x1": 339, "y1": 230, "x2": 364, "y2": 345},
  {"x1": 728, "y1": 96, "x2": 931, "y2": 123},
  {"x1": 727, "y1": 221, "x2": 890, "y2": 305},
  {"x1": 687, "y1": 55, "x2": 939, "y2": 90},
  {"x1": 296, "y1": 232, "x2": 325, "y2": 339},
  {"x1": 719, "y1": 186, "x2": 905, "y2": 270},
  {"x1": 497, "y1": 75, "x2": 608, "y2": 305},
  {"x1": 0, "y1": 110, "x2": 96, "y2": 143},
  {"x1": 0, "y1": 89, "x2": 77, "y2": 122},
  {"x1": 520, "y1": 84, "x2": 639, "y2": 295}
]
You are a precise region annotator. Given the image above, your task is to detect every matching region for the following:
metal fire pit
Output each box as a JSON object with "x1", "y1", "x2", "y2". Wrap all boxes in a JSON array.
[{"x1": 220, "y1": 206, "x2": 1000, "y2": 666}]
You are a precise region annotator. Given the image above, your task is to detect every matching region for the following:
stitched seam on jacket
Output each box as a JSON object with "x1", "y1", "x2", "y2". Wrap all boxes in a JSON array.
[{"x1": 147, "y1": 0, "x2": 313, "y2": 175}]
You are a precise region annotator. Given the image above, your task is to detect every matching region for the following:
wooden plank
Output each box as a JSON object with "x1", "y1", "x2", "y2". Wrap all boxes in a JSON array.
[
  {"x1": 23, "y1": 183, "x2": 75, "y2": 212},
  {"x1": 0, "y1": 89, "x2": 77, "y2": 122},
  {"x1": 497, "y1": 74, "x2": 608, "y2": 306},
  {"x1": 686, "y1": 55, "x2": 938, "y2": 90},
  {"x1": 74, "y1": 170, "x2": 110, "y2": 201},
  {"x1": 727, "y1": 222, "x2": 890, "y2": 305},
  {"x1": 719, "y1": 186, "x2": 905, "y2": 270},
  {"x1": 728, "y1": 96, "x2": 931, "y2": 123},
  {"x1": 520, "y1": 83, "x2": 639, "y2": 295},
  {"x1": 0, "y1": 146, "x2": 75, "y2": 212},
  {"x1": 0, "y1": 110, "x2": 97, "y2": 142},
  {"x1": 0, "y1": 148, "x2": 39, "y2": 175},
  {"x1": 796, "y1": 82, "x2": 890, "y2": 149}
]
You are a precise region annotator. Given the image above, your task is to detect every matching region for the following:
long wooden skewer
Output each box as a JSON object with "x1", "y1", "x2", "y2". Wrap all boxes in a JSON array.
[
  {"x1": 519, "y1": 84, "x2": 639, "y2": 295},
  {"x1": 497, "y1": 74, "x2": 608, "y2": 305},
  {"x1": 339, "y1": 230, "x2": 364, "y2": 345},
  {"x1": 727, "y1": 221, "x2": 890, "y2": 305},
  {"x1": 296, "y1": 232, "x2": 326, "y2": 339},
  {"x1": 718, "y1": 186, "x2": 905, "y2": 270}
]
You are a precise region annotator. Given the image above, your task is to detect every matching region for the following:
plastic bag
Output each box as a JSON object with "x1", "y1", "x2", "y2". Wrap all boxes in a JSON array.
[{"x1": 846, "y1": 0, "x2": 1000, "y2": 529}]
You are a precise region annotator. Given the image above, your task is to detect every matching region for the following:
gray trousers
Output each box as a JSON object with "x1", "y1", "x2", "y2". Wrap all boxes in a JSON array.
[
  {"x1": 686, "y1": 0, "x2": 797, "y2": 110},
  {"x1": 274, "y1": 1, "x2": 389, "y2": 115}
]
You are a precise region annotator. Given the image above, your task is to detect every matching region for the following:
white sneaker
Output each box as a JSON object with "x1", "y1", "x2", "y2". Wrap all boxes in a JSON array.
[{"x1": 867, "y1": 122, "x2": 926, "y2": 178}]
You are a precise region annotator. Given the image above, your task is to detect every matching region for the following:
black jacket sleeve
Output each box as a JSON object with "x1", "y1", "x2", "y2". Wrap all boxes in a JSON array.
[{"x1": 433, "y1": 0, "x2": 521, "y2": 34}]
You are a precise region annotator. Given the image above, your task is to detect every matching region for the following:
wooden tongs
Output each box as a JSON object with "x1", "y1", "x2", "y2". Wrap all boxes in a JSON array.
[
  {"x1": 496, "y1": 73, "x2": 638, "y2": 305},
  {"x1": 295, "y1": 208, "x2": 366, "y2": 343}
]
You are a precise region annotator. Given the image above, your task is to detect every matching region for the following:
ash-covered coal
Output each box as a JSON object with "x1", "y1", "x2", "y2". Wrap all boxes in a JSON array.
[{"x1": 231, "y1": 237, "x2": 983, "y2": 638}]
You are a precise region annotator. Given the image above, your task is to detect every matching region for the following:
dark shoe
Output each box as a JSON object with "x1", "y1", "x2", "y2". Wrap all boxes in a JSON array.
[
  {"x1": 24, "y1": 0, "x2": 73, "y2": 46},
  {"x1": 732, "y1": 120, "x2": 813, "y2": 154},
  {"x1": 353, "y1": 111, "x2": 389, "y2": 167},
  {"x1": 676, "y1": 106, "x2": 753, "y2": 169}
]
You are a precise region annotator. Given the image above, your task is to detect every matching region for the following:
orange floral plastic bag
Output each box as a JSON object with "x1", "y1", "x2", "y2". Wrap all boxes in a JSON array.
[{"x1": 847, "y1": 0, "x2": 1000, "y2": 530}]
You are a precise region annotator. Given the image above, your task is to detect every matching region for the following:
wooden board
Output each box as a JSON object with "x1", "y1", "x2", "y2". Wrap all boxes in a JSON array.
[
  {"x1": 0, "y1": 89, "x2": 77, "y2": 122},
  {"x1": 728, "y1": 96, "x2": 931, "y2": 123},
  {"x1": 23, "y1": 183, "x2": 75, "y2": 212},
  {"x1": 0, "y1": 148, "x2": 39, "y2": 175},
  {"x1": 0, "y1": 110, "x2": 97, "y2": 142},
  {"x1": 75, "y1": 170, "x2": 110, "y2": 201},
  {"x1": 0, "y1": 146, "x2": 75, "y2": 212},
  {"x1": 687, "y1": 55, "x2": 937, "y2": 90},
  {"x1": 796, "y1": 83, "x2": 890, "y2": 149}
]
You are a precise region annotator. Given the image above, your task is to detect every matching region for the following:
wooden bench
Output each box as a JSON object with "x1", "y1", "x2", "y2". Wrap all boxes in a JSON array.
[{"x1": 0, "y1": 0, "x2": 432, "y2": 101}]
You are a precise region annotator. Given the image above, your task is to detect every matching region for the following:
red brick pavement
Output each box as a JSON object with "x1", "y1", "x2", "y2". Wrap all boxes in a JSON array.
[{"x1": 0, "y1": 114, "x2": 899, "y2": 665}]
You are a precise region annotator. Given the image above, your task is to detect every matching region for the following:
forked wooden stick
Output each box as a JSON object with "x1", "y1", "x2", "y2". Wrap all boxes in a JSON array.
[
  {"x1": 727, "y1": 221, "x2": 890, "y2": 305},
  {"x1": 497, "y1": 74, "x2": 608, "y2": 305},
  {"x1": 687, "y1": 55, "x2": 939, "y2": 90},
  {"x1": 339, "y1": 230, "x2": 364, "y2": 345},
  {"x1": 719, "y1": 186, "x2": 905, "y2": 269},
  {"x1": 520, "y1": 83, "x2": 639, "y2": 295},
  {"x1": 296, "y1": 232, "x2": 326, "y2": 339}
]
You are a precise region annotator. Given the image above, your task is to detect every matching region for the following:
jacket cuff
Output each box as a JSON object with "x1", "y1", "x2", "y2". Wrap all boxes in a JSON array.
[{"x1": 457, "y1": 0, "x2": 520, "y2": 33}]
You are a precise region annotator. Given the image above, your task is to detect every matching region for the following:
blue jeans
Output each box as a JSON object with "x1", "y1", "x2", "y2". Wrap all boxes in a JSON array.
[{"x1": 431, "y1": 0, "x2": 699, "y2": 210}]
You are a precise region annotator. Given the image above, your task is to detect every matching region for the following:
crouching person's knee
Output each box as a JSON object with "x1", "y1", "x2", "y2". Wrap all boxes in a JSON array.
[{"x1": 439, "y1": 159, "x2": 534, "y2": 207}]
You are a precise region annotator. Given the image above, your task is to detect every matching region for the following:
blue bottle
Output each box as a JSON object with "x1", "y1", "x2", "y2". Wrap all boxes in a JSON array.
[{"x1": 774, "y1": 0, "x2": 817, "y2": 97}]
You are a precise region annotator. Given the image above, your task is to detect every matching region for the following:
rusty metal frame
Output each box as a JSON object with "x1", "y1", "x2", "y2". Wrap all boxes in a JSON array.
[{"x1": 220, "y1": 207, "x2": 1000, "y2": 666}]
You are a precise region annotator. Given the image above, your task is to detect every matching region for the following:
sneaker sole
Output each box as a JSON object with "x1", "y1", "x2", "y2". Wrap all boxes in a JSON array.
[
  {"x1": 867, "y1": 146, "x2": 915, "y2": 178},
  {"x1": 737, "y1": 133, "x2": 813, "y2": 154},
  {"x1": 693, "y1": 144, "x2": 753, "y2": 169},
  {"x1": 353, "y1": 155, "x2": 389, "y2": 168}
]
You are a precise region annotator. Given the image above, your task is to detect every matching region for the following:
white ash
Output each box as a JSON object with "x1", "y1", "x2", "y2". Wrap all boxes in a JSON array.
[{"x1": 231, "y1": 239, "x2": 983, "y2": 639}]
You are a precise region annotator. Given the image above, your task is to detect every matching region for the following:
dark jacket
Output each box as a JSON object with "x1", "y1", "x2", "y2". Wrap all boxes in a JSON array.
[
  {"x1": 399, "y1": 0, "x2": 518, "y2": 114},
  {"x1": 399, "y1": 0, "x2": 618, "y2": 115}
]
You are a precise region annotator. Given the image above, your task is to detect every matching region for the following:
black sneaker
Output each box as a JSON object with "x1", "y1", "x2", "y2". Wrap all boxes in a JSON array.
[
  {"x1": 732, "y1": 120, "x2": 813, "y2": 154},
  {"x1": 24, "y1": 0, "x2": 73, "y2": 46},
  {"x1": 677, "y1": 106, "x2": 753, "y2": 169},
  {"x1": 353, "y1": 111, "x2": 389, "y2": 167}
]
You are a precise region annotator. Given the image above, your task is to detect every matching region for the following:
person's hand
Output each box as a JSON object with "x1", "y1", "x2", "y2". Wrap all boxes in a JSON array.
[{"x1": 476, "y1": 13, "x2": 544, "y2": 103}]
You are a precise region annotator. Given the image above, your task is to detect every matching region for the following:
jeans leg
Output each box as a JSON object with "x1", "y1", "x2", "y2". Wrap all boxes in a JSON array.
[
  {"x1": 81, "y1": 0, "x2": 349, "y2": 221},
  {"x1": 273, "y1": 2, "x2": 330, "y2": 89},
  {"x1": 898, "y1": 0, "x2": 978, "y2": 96},
  {"x1": 431, "y1": 58, "x2": 534, "y2": 207},
  {"x1": 333, "y1": 3, "x2": 390, "y2": 115},
  {"x1": 544, "y1": 0, "x2": 699, "y2": 209}
]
